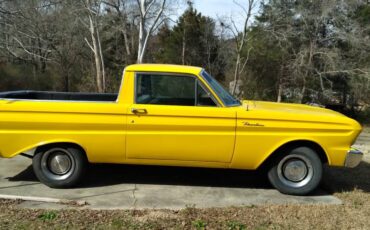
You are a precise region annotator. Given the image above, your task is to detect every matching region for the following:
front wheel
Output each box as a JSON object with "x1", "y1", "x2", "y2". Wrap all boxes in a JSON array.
[
  {"x1": 33, "y1": 145, "x2": 87, "y2": 188},
  {"x1": 267, "y1": 147, "x2": 323, "y2": 195}
]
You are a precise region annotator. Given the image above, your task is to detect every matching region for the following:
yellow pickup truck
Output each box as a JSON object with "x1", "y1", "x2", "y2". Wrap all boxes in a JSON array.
[{"x1": 0, "y1": 64, "x2": 363, "y2": 195}]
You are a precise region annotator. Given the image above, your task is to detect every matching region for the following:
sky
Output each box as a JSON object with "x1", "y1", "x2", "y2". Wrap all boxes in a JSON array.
[
  {"x1": 175, "y1": 0, "x2": 261, "y2": 31},
  {"x1": 194, "y1": 0, "x2": 248, "y2": 19}
]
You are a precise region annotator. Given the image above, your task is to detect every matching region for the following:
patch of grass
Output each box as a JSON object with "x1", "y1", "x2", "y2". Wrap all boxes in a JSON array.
[
  {"x1": 38, "y1": 211, "x2": 57, "y2": 221},
  {"x1": 0, "y1": 199, "x2": 370, "y2": 229},
  {"x1": 192, "y1": 219, "x2": 207, "y2": 230},
  {"x1": 181, "y1": 204, "x2": 197, "y2": 219},
  {"x1": 254, "y1": 224, "x2": 270, "y2": 230},
  {"x1": 226, "y1": 221, "x2": 246, "y2": 230},
  {"x1": 111, "y1": 219, "x2": 125, "y2": 229}
]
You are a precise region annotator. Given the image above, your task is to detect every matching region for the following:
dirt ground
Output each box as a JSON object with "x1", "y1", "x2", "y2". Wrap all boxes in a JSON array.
[{"x1": 0, "y1": 128, "x2": 369, "y2": 229}]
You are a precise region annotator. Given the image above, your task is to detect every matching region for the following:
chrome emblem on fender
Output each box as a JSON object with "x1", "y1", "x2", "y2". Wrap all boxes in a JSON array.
[{"x1": 243, "y1": 121, "x2": 264, "y2": 127}]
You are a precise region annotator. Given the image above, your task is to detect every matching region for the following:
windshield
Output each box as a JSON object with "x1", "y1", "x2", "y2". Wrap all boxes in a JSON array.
[{"x1": 201, "y1": 70, "x2": 241, "y2": 107}]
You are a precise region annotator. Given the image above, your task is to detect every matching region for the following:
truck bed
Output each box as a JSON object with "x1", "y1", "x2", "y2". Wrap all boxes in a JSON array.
[{"x1": 0, "y1": 91, "x2": 118, "y2": 102}]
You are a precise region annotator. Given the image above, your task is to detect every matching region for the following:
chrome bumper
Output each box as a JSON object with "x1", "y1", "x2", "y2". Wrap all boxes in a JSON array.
[{"x1": 344, "y1": 148, "x2": 363, "y2": 168}]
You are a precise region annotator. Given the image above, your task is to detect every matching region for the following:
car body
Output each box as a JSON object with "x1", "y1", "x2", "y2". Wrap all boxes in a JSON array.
[{"x1": 0, "y1": 64, "x2": 363, "y2": 195}]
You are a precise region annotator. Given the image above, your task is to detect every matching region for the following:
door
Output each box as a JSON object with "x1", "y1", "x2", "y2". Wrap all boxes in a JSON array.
[{"x1": 126, "y1": 72, "x2": 236, "y2": 163}]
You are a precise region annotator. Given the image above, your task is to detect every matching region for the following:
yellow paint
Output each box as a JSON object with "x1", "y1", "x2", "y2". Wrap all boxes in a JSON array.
[{"x1": 0, "y1": 64, "x2": 362, "y2": 169}]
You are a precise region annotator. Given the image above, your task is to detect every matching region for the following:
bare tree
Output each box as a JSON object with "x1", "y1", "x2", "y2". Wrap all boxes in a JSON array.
[
  {"x1": 135, "y1": 0, "x2": 167, "y2": 63},
  {"x1": 224, "y1": 0, "x2": 256, "y2": 96},
  {"x1": 102, "y1": 0, "x2": 135, "y2": 60},
  {"x1": 83, "y1": 0, "x2": 106, "y2": 93},
  {"x1": 0, "y1": 1, "x2": 59, "y2": 79},
  {"x1": 51, "y1": 2, "x2": 86, "y2": 92},
  {"x1": 259, "y1": 0, "x2": 370, "y2": 104}
]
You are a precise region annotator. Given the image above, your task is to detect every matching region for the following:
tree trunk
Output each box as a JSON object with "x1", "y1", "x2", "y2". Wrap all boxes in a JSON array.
[
  {"x1": 182, "y1": 28, "x2": 186, "y2": 65},
  {"x1": 96, "y1": 27, "x2": 106, "y2": 91},
  {"x1": 137, "y1": 18, "x2": 145, "y2": 63},
  {"x1": 207, "y1": 44, "x2": 212, "y2": 75},
  {"x1": 299, "y1": 78, "x2": 306, "y2": 103},
  {"x1": 63, "y1": 71, "x2": 69, "y2": 92},
  {"x1": 136, "y1": 0, "x2": 166, "y2": 64},
  {"x1": 40, "y1": 59, "x2": 46, "y2": 73},
  {"x1": 232, "y1": 54, "x2": 241, "y2": 95},
  {"x1": 230, "y1": 0, "x2": 254, "y2": 97},
  {"x1": 88, "y1": 13, "x2": 104, "y2": 93},
  {"x1": 122, "y1": 28, "x2": 131, "y2": 56},
  {"x1": 277, "y1": 82, "x2": 282, "y2": 102},
  {"x1": 277, "y1": 65, "x2": 284, "y2": 102},
  {"x1": 301, "y1": 41, "x2": 314, "y2": 102}
]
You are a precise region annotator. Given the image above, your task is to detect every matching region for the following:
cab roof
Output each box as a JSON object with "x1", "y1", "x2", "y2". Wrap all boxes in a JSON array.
[{"x1": 125, "y1": 64, "x2": 203, "y2": 75}]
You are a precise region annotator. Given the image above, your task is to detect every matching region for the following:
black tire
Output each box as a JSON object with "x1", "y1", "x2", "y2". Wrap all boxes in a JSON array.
[
  {"x1": 32, "y1": 145, "x2": 87, "y2": 188},
  {"x1": 267, "y1": 146, "x2": 323, "y2": 195}
]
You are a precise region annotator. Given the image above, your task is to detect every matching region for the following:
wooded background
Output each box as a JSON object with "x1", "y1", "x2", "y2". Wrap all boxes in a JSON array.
[{"x1": 0, "y1": 0, "x2": 369, "y2": 119}]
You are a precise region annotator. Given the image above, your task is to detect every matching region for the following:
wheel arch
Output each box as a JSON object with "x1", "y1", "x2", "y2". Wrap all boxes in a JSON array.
[
  {"x1": 258, "y1": 139, "x2": 329, "y2": 170},
  {"x1": 16, "y1": 140, "x2": 88, "y2": 160},
  {"x1": 35, "y1": 142, "x2": 87, "y2": 155}
]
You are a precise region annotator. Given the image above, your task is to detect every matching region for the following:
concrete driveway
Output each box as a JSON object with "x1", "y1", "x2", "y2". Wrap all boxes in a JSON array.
[{"x1": 0, "y1": 156, "x2": 342, "y2": 210}]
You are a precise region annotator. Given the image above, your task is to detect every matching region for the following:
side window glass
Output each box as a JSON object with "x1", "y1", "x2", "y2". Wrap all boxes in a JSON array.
[
  {"x1": 196, "y1": 81, "x2": 217, "y2": 106},
  {"x1": 136, "y1": 74, "x2": 196, "y2": 106}
]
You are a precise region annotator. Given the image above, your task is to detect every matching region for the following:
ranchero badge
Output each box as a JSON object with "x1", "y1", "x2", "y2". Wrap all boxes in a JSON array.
[{"x1": 243, "y1": 121, "x2": 264, "y2": 127}]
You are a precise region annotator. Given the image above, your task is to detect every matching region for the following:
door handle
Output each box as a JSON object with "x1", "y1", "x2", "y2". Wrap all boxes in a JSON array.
[{"x1": 131, "y1": 108, "x2": 148, "y2": 114}]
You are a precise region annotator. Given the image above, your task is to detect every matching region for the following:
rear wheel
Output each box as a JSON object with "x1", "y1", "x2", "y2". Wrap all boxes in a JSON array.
[
  {"x1": 267, "y1": 146, "x2": 323, "y2": 195},
  {"x1": 32, "y1": 145, "x2": 87, "y2": 188}
]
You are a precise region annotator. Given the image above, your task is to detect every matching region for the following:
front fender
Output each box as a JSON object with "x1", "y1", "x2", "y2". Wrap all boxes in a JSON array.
[
  {"x1": 255, "y1": 137, "x2": 331, "y2": 168},
  {"x1": 230, "y1": 134, "x2": 332, "y2": 169}
]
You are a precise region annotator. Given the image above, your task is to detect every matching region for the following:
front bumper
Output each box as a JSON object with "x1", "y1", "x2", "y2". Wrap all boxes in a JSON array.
[{"x1": 344, "y1": 148, "x2": 363, "y2": 168}]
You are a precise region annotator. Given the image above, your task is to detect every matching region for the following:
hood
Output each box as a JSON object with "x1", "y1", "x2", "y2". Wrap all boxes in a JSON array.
[
  {"x1": 239, "y1": 100, "x2": 361, "y2": 128},
  {"x1": 243, "y1": 100, "x2": 344, "y2": 116}
]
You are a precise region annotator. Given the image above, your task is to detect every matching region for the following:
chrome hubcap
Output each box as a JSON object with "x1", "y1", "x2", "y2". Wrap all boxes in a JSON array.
[
  {"x1": 277, "y1": 154, "x2": 313, "y2": 188},
  {"x1": 48, "y1": 153, "x2": 72, "y2": 175},
  {"x1": 41, "y1": 148, "x2": 76, "y2": 181},
  {"x1": 283, "y1": 160, "x2": 307, "y2": 182}
]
